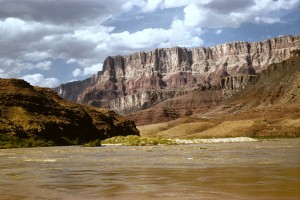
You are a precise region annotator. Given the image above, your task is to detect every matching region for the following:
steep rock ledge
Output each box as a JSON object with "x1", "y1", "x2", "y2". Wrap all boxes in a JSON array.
[
  {"x1": 126, "y1": 56, "x2": 300, "y2": 126},
  {"x1": 55, "y1": 35, "x2": 300, "y2": 114}
]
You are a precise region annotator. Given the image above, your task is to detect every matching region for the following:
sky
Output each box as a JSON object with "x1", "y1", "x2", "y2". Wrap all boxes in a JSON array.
[{"x1": 0, "y1": 0, "x2": 299, "y2": 88}]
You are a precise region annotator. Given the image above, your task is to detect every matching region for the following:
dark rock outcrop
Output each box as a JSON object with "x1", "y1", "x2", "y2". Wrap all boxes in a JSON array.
[
  {"x1": 0, "y1": 79, "x2": 139, "y2": 146},
  {"x1": 55, "y1": 35, "x2": 300, "y2": 115},
  {"x1": 223, "y1": 56, "x2": 300, "y2": 109}
]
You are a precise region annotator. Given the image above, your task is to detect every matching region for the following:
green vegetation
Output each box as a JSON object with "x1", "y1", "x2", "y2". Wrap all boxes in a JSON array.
[
  {"x1": 82, "y1": 139, "x2": 102, "y2": 147},
  {"x1": 101, "y1": 135, "x2": 175, "y2": 146},
  {"x1": 0, "y1": 133, "x2": 54, "y2": 149}
]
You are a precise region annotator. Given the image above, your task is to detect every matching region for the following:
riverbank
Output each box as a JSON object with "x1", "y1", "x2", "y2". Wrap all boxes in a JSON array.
[
  {"x1": 137, "y1": 113, "x2": 300, "y2": 139},
  {"x1": 173, "y1": 137, "x2": 258, "y2": 144},
  {"x1": 101, "y1": 135, "x2": 259, "y2": 146}
]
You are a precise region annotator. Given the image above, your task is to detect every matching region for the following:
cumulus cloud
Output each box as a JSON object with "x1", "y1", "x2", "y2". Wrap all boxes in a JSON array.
[
  {"x1": 72, "y1": 68, "x2": 82, "y2": 78},
  {"x1": 0, "y1": 0, "x2": 127, "y2": 25},
  {"x1": 216, "y1": 29, "x2": 223, "y2": 35},
  {"x1": 182, "y1": 0, "x2": 300, "y2": 28},
  {"x1": 138, "y1": 0, "x2": 300, "y2": 28},
  {"x1": 21, "y1": 74, "x2": 60, "y2": 88},
  {"x1": 123, "y1": 0, "x2": 146, "y2": 12},
  {"x1": 0, "y1": 58, "x2": 53, "y2": 78},
  {"x1": 254, "y1": 16, "x2": 281, "y2": 24},
  {"x1": 106, "y1": 18, "x2": 203, "y2": 54},
  {"x1": 142, "y1": 0, "x2": 164, "y2": 12},
  {"x1": 0, "y1": 0, "x2": 298, "y2": 87},
  {"x1": 205, "y1": 0, "x2": 255, "y2": 14},
  {"x1": 0, "y1": 0, "x2": 134, "y2": 84},
  {"x1": 141, "y1": 0, "x2": 203, "y2": 10},
  {"x1": 0, "y1": 16, "x2": 112, "y2": 81},
  {"x1": 73, "y1": 64, "x2": 103, "y2": 77},
  {"x1": 84, "y1": 64, "x2": 103, "y2": 76}
]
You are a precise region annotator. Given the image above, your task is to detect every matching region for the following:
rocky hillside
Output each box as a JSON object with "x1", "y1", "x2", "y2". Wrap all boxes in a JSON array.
[
  {"x1": 126, "y1": 74, "x2": 259, "y2": 125},
  {"x1": 0, "y1": 79, "x2": 139, "y2": 146},
  {"x1": 137, "y1": 56, "x2": 300, "y2": 138},
  {"x1": 128, "y1": 54, "x2": 300, "y2": 126},
  {"x1": 55, "y1": 35, "x2": 300, "y2": 115}
]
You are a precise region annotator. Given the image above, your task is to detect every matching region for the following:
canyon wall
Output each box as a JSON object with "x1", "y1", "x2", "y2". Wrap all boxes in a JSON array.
[{"x1": 55, "y1": 35, "x2": 300, "y2": 114}]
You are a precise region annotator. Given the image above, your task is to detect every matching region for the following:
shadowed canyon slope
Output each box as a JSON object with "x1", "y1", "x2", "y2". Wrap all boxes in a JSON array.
[
  {"x1": 0, "y1": 79, "x2": 139, "y2": 146},
  {"x1": 56, "y1": 35, "x2": 300, "y2": 116}
]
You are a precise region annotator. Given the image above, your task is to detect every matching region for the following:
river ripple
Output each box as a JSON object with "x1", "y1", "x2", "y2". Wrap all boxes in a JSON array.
[{"x1": 0, "y1": 138, "x2": 299, "y2": 200}]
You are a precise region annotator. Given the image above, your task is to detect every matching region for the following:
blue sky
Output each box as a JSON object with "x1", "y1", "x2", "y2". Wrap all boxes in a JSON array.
[{"x1": 0, "y1": 0, "x2": 299, "y2": 87}]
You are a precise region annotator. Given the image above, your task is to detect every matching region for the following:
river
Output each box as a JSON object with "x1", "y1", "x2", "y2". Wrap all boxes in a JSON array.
[{"x1": 0, "y1": 138, "x2": 299, "y2": 200}]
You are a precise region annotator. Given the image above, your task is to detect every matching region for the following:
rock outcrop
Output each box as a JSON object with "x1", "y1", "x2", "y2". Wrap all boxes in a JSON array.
[
  {"x1": 55, "y1": 35, "x2": 300, "y2": 114},
  {"x1": 126, "y1": 89, "x2": 226, "y2": 125},
  {"x1": 126, "y1": 55, "x2": 300, "y2": 126},
  {"x1": 136, "y1": 56, "x2": 300, "y2": 138},
  {"x1": 0, "y1": 79, "x2": 139, "y2": 146}
]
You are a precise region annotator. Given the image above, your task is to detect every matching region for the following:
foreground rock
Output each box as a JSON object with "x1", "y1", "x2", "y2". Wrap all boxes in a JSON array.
[
  {"x1": 0, "y1": 79, "x2": 139, "y2": 147},
  {"x1": 56, "y1": 35, "x2": 300, "y2": 115}
]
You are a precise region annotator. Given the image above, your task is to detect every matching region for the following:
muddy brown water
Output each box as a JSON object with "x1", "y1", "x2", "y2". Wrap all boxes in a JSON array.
[{"x1": 1, "y1": 138, "x2": 299, "y2": 200}]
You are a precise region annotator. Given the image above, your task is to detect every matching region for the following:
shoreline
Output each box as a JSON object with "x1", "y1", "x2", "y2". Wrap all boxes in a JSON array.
[
  {"x1": 173, "y1": 137, "x2": 258, "y2": 144},
  {"x1": 101, "y1": 137, "x2": 260, "y2": 146}
]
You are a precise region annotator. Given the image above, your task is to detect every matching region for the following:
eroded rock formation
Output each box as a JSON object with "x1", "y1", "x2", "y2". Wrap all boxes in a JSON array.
[{"x1": 55, "y1": 35, "x2": 300, "y2": 114}]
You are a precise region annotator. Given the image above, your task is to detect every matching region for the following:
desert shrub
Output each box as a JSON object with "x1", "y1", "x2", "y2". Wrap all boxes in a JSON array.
[
  {"x1": 0, "y1": 135, "x2": 54, "y2": 149},
  {"x1": 82, "y1": 139, "x2": 102, "y2": 147},
  {"x1": 101, "y1": 135, "x2": 175, "y2": 146}
]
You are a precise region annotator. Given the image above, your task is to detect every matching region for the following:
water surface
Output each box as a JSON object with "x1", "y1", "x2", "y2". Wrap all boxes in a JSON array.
[{"x1": 1, "y1": 139, "x2": 299, "y2": 199}]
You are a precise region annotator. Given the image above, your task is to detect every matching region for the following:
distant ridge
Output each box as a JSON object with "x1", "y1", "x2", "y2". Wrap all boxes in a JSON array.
[
  {"x1": 55, "y1": 35, "x2": 300, "y2": 117},
  {"x1": 134, "y1": 56, "x2": 300, "y2": 138}
]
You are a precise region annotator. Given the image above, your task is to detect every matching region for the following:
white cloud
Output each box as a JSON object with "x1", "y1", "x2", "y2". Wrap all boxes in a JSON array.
[
  {"x1": 0, "y1": 69, "x2": 6, "y2": 78},
  {"x1": 216, "y1": 29, "x2": 223, "y2": 34},
  {"x1": 84, "y1": 64, "x2": 103, "y2": 76},
  {"x1": 35, "y1": 61, "x2": 52, "y2": 70},
  {"x1": 138, "y1": 0, "x2": 208, "y2": 10},
  {"x1": 0, "y1": 59, "x2": 53, "y2": 79},
  {"x1": 163, "y1": 0, "x2": 202, "y2": 8},
  {"x1": 0, "y1": 0, "x2": 128, "y2": 25},
  {"x1": 21, "y1": 74, "x2": 60, "y2": 88},
  {"x1": 0, "y1": 0, "x2": 299, "y2": 87},
  {"x1": 106, "y1": 19, "x2": 203, "y2": 53},
  {"x1": 122, "y1": 0, "x2": 146, "y2": 11},
  {"x1": 183, "y1": 4, "x2": 202, "y2": 27},
  {"x1": 142, "y1": 0, "x2": 164, "y2": 12},
  {"x1": 0, "y1": 18, "x2": 68, "y2": 59},
  {"x1": 66, "y1": 59, "x2": 77, "y2": 64},
  {"x1": 72, "y1": 68, "x2": 82, "y2": 77},
  {"x1": 72, "y1": 63, "x2": 103, "y2": 77},
  {"x1": 0, "y1": 17, "x2": 111, "y2": 79},
  {"x1": 183, "y1": 4, "x2": 246, "y2": 28},
  {"x1": 22, "y1": 52, "x2": 52, "y2": 62},
  {"x1": 181, "y1": 0, "x2": 300, "y2": 28},
  {"x1": 254, "y1": 16, "x2": 281, "y2": 24}
]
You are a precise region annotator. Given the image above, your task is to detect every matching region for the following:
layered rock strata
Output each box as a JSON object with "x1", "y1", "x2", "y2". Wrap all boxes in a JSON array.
[{"x1": 56, "y1": 35, "x2": 300, "y2": 114}]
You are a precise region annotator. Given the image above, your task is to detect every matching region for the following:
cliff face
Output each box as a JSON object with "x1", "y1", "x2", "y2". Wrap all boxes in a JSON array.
[
  {"x1": 0, "y1": 79, "x2": 139, "y2": 146},
  {"x1": 126, "y1": 56, "x2": 300, "y2": 125},
  {"x1": 55, "y1": 35, "x2": 300, "y2": 114},
  {"x1": 135, "y1": 56, "x2": 300, "y2": 138}
]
